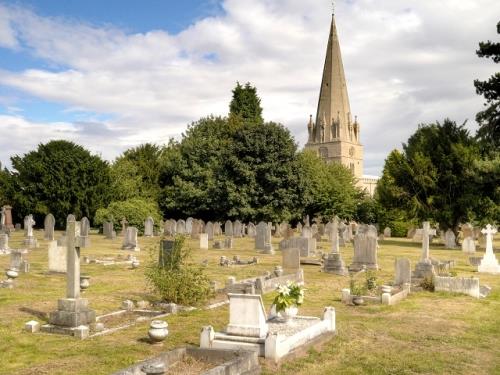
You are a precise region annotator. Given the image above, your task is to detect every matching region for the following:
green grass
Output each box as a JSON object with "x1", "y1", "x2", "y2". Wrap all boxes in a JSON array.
[{"x1": 0, "y1": 230, "x2": 499, "y2": 374}]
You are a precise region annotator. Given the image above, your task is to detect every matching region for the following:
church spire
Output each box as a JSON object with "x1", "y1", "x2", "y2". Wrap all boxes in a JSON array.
[{"x1": 315, "y1": 13, "x2": 352, "y2": 142}]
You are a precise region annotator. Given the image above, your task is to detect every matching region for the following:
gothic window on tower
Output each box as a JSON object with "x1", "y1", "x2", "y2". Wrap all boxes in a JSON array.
[
  {"x1": 319, "y1": 147, "x2": 328, "y2": 159},
  {"x1": 350, "y1": 163, "x2": 355, "y2": 173}
]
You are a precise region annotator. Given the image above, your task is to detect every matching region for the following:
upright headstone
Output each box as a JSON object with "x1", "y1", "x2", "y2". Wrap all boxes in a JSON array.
[
  {"x1": 44, "y1": 214, "x2": 55, "y2": 240},
  {"x1": 205, "y1": 221, "x2": 214, "y2": 240},
  {"x1": 176, "y1": 219, "x2": 186, "y2": 235},
  {"x1": 2, "y1": 205, "x2": 14, "y2": 230},
  {"x1": 214, "y1": 222, "x2": 222, "y2": 236},
  {"x1": 144, "y1": 216, "x2": 154, "y2": 237},
  {"x1": 0, "y1": 233, "x2": 9, "y2": 253},
  {"x1": 185, "y1": 217, "x2": 193, "y2": 235},
  {"x1": 255, "y1": 221, "x2": 267, "y2": 250},
  {"x1": 383, "y1": 227, "x2": 391, "y2": 238},
  {"x1": 478, "y1": 224, "x2": 499, "y2": 274},
  {"x1": 103, "y1": 221, "x2": 116, "y2": 239},
  {"x1": 23, "y1": 214, "x2": 38, "y2": 248},
  {"x1": 0, "y1": 206, "x2": 5, "y2": 231},
  {"x1": 122, "y1": 227, "x2": 140, "y2": 251},
  {"x1": 79, "y1": 217, "x2": 91, "y2": 248},
  {"x1": 323, "y1": 217, "x2": 347, "y2": 275},
  {"x1": 444, "y1": 229, "x2": 456, "y2": 249},
  {"x1": 462, "y1": 237, "x2": 476, "y2": 253},
  {"x1": 301, "y1": 225, "x2": 312, "y2": 239},
  {"x1": 191, "y1": 219, "x2": 201, "y2": 239},
  {"x1": 48, "y1": 240, "x2": 67, "y2": 273},
  {"x1": 46, "y1": 215, "x2": 96, "y2": 334},
  {"x1": 296, "y1": 222, "x2": 303, "y2": 234},
  {"x1": 200, "y1": 233, "x2": 209, "y2": 250},
  {"x1": 413, "y1": 221, "x2": 435, "y2": 279},
  {"x1": 225, "y1": 220, "x2": 233, "y2": 237},
  {"x1": 247, "y1": 222, "x2": 256, "y2": 238},
  {"x1": 279, "y1": 237, "x2": 316, "y2": 257},
  {"x1": 330, "y1": 217, "x2": 340, "y2": 254},
  {"x1": 394, "y1": 258, "x2": 411, "y2": 285},
  {"x1": 282, "y1": 248, "x2": 301, "y2": 272},
  {"x1": 159, "y1": 239, "x2": 175, "y2": 267},
  {"x1": 233, "y1": 220, "x2": 242, "y2": 238},
  {"x1": 349, "y1": 225, "x2": 378, "y2": 271}
]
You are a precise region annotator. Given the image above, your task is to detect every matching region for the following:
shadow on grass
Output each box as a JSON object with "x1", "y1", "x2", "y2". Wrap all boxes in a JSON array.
[{"x1": 19, "y1": 307, "x2": 48, "y2": 322}]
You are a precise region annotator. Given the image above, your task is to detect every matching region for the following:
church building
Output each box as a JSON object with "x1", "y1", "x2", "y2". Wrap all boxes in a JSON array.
[{"x1": 305, "y1": 14, "x2": 379, "y2": 195}]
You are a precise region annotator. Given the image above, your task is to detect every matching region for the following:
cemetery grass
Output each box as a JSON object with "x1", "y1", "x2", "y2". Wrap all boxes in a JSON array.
[{"x1": 0, "y1": 233, "x2": 498, "y2": 374}]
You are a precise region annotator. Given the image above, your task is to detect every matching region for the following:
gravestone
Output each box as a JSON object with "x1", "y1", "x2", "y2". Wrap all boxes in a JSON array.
[
  {"x1": 48, "y1": 240, "x2": 67, "y2": 273},
  {"x1": 247, "y1": 223, "x2": 256, "y2": 238},
  {"x1": 0, "y1": 233, "x2": 10, "y2": 253},
  {"x1": 144, "y1": 217, "x2": 154, "y2": 237},
  {"x1": 225, "y1": 220, "x2": 233, "y2": 237},
  {"x1": 122, "y1": 227, "x2": 140, "y2": 251},
  {"x1": 413, "y1": 221, "x2": 435, "y2": 279},
  {"x1": 461, "y1": 223, "x2": 474, "y2": 239},
  {"x1": 444, "y1": 229, "x2": 456, "y2": 249},
  {"x1": 394, "y1": 258, "x2": 411, "y2": 285},
  {"x1": 349, "y1": 225, "x2": 378, "y2": 271},
  {"x1": 176, "y1": 219, "x2": 186, "y2": 235},
  {"x1": 412, "y1": 229, "x2": 423, "y2": 242},
  {"x1": 10, "y1": 251, "x2": 23, "y2": 270},
  {"x1": 214, "y1": 222, "x2": 222, "y2": 236},
  {"x1": 226, "y1": 293, "x2": 268, "y2": 338},
  {"x1": 296, "y1": 222, "x2": 303, "y2": 233},
  {"x1": 44, "y1": 214, "x2": 55, "y2": 241},
  {"x1": 206, "y1": 222, "x2": 214, "y2": 240},
  {"x1": 120, "y1": 217, "x2": 128, "y2": 236},
  {"x1": 478, "y1": 224, "x2": 499, "y2": 274},
  {"x1": 186, "y1": 217, "x2": 193, "y2": 235},
  {"x1": 255, "y1": 222, "x2": 267, "y2": 250},
  {"x1": 323, "y1": 217, "x2": 347, "y2": 275},
  {"x1": 233, "y1": 220, "x2": 242, "y2": 238},
  {"x1": 79, "y1": 217, "x2": 91, "y2": 248},
  {"x1": 159, "y1": 239, "x2": 175, "y2": 267},
  {"x1": 301, "y1": 225, "x2": 312, "y2": 239},
  {"x1": 103, "y1": 221, "x2": 116, "y2": 239},
  {"x1": 383, "y1": 227, "x2": 391, "y2": 238},
  {"x1": 224, "y1": 237, "x2": 233, "y2": 249},
  {"x1": 44, "y1": 216, "x2": 96, "y2": 336},
  {"x1": 282, "y1": 248, "x2": 300, "y2": 272},
  {"x1": 23, "y1": 214, "x2": 38, "y2": 248},
  {"x1": 279, "y1": 237, "x2": 316, "y2": 257},
  {"x1": 2, "y1": 205, "x2": 14, "y2": 230},
  {"x1": 191, "y1": 220, "x2": 201, "y2": 239},
  {"x1": 462, "y1": 237, "x2": 476, "y2": 253},
  {"x1": 200, "y1": 233, "x2": 209, "y2": 250},
  {"x1": 164, "y1": 219, "x2": 176, "y2": 236},
  {"x1": 330, "y1": 217, "x2": 340, "y2": 254}
]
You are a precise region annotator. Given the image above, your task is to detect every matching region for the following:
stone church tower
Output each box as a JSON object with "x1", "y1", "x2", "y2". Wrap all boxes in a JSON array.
[{"x1": 305, "y1": 14, "x2": 364, "y2": 179}]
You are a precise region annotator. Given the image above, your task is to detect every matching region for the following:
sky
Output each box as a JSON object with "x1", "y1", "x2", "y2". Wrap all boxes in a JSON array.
[{"x1": 0, "y1": 0, "x2": 498, "y2": 176}]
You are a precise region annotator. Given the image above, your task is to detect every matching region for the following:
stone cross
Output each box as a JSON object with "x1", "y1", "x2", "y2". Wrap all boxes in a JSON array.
[
  {"x1": 66, "y1": 215, "x2": 81, "y2": 299},
  {"x1": 24, "y1": 215, "x2": 35, "y2": 238},
  {"x1": 421, "y1": 221, "x2": 430, "y2": 262},
  {"x1": 331, "y1": 216, "x2": 339, "y2": 253},
  {"x1": 120, "y1": 217, "x2": 128, "y2": 236},
  {"x1": 482, "y1": 224, "x2": 497, "y2": 254}
]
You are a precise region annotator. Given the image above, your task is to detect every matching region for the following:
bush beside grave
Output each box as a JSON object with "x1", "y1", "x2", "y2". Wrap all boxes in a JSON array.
[{"x1": 94, "y1": 198, "x2": 162, "y2": 234}]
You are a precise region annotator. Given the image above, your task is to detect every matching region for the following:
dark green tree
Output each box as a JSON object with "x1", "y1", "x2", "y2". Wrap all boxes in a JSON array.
[
  {"x1": 229, "y1": 82, "x2": 264, "y2": 124},
  {"x1": 0, "y1": 163, "x2": 13, "y2": 206},
  {"x1": 9, "y1": 140, "x2": 113, "y2": 227},
  {"x1": 474, "y1": 22, "x2": 500, "y2": 150}
]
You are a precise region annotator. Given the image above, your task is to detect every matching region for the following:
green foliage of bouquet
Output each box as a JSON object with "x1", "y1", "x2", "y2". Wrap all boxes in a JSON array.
[{"x1": 272, "y1": 281, "x2": 305, "y2": 312}]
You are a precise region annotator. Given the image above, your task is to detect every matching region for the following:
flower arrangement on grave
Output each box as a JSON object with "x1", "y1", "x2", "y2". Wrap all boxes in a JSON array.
[{"x1": 272, "y1": 281, "x2": 305, "y2": 313}]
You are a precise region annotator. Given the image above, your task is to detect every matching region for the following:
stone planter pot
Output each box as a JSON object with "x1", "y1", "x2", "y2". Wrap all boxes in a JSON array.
[
  {"x1": 280, "y1": 306, "x2": 298, "y2": 322},
  {"x1": 352, "y1": 296, "x2": 364, "y2": 306},
  {"x1": 6, "y1": 268, "x2": 18, "y2": 279},
  {"x1": 131, "y1": 260, "x2": 140, "y2": 269},
  {"x1": 148, "y1": 320, "x2": 169, "y2": 344},
  {"x1": 80, "y1": 275, "x2": 91, "y2": 290}
]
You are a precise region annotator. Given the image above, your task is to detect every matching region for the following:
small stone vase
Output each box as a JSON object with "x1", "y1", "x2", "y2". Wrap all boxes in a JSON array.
[
  {"x1": 281, "y1": 306, "x2": 298, "y2": 322},
  {"x1": 80, "y1": 275, "x2": 91, "y2": 290},
  {"x1": 6, "y1": 268, "x2": 18, "y2": 279},
  {"x1": 131, "y1": 260, "x2": 140, "y2": 269},
  {"x1": 148, "y1": 320, "x2": 169, "y2": 344},
  {"x1": 352, "y1": 296, "x2": 364, "y2": 306}
]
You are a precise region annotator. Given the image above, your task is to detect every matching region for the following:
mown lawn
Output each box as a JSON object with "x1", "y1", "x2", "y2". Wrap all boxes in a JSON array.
[{"x1": 0, "y1": 230, "x2": 498, "y2": 375}]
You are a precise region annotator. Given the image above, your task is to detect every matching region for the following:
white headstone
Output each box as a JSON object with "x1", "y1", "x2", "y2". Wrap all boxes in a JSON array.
[
  {"x1": 478, "y1": 224, "x2": 499, "y2": 274},
  {"x1": 199, "y1": 233, "x2": 208, "y2": 250},
  {"x1": 226, "y1": 293, "x2": 268, "y2": 338},
  {"x1": 144, "y1": 216, "x2": 154, "y2": 237},
  {"x1": 48, "y1": 240, "x2": 67, "y2": 273},
  {"x1": 461, "y1": 237, "x2": 476, "y2": 253}
]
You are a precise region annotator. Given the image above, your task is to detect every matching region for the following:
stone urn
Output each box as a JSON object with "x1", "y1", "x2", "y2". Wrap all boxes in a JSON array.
[
  {"x1": 381, "y1": 285, "x2": 392, "y2": 294},
  {"x1": 131, "y1": 259, "x2": 140, "y2": 269},
  {"x1": 80, "y1": 275, "x2": 91, "y2": 290},
  {"x1": 281, "y1": 306, "x2": 298, "y2": 323},
  {"x1": 352, "y1": 296, "x2": 364, "y2": 306},
  {"x1": 6, "y1": 268, "x2": 18, "y2": 279},
  {"x1": 148, "y1": 320, "x2": 168, "y2": 344}
]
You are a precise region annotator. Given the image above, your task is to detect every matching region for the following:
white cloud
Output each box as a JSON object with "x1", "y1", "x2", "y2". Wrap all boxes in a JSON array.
[{"x1": 0, "y1": 0, "x2": 498, "y2": 175}]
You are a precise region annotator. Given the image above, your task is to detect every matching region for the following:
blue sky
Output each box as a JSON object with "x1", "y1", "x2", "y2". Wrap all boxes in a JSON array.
[{"x1": 0, "y1": 0, "x2": 499, "y2": 175}]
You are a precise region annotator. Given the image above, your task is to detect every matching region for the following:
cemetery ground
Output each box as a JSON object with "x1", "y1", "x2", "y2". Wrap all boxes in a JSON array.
[{"x1": 0, "y1": 231, "x2": 499, "y2": 375}]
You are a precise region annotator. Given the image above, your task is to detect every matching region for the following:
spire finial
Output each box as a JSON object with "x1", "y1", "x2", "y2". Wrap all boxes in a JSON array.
[{"x1": 332, "y1": 0, "x2": 335, "y2": 16}]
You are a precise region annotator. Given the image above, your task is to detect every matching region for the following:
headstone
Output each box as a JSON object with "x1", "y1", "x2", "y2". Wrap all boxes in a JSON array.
[
  {"x1": 0, "y1": 233, "x2": 10, "y2": 253},
  {"x1": 176, "y1": 220, "x2": 186, "y2": 235},
  {"x1": 247, "y1": 222, "x2": 256, "y2": 238},
  {"x1": 255, "y1": 221, "x2": 267, "y2": 250},
  {"x1": 323, "y1": 217, "x2": 347, "y2": 275},
  {"x1": 185, "y1": 217, "x2": 193, "y2": 234},
  {"x1": 79, "y1": 217, "x2": 91, "y2": 248},
  {"x1": 122, "y1": 227, "x2": 140, "y2": 251},
  {"x1": 44, "y1": 214, "x2": 55, "y2": 240},
  {"x1": 462, "y1": 237, "x2": 476, "y2": 253},
  {"x1": 296, "y1": 222, "x2": 303, "y2": 233},
  {"x1": 103, "y1": 221, "x2": 116, "y2": 239},
  {"x1": 23, "y1": 214, "x2": 38, "y2": 248},
  {"x1": 301, "y1": 225, "x2": 312, "y2": 239},
  {"x1": 214, "y1": 222, "x2": 222, "y2": 236},
  {"x1": 2, "y1": 205, "x2": 14, "y2": 230},
  {"x1": 233, "y1": 220, "x2": 242, "y2": 238},
  {"x1": 200, "y1": 233, "x2": 209, "y2": 250},
  {"x1": 48, "y1": 240, "x2": 67, "y2": 273},
  {"x1": 412, "y1": 229, "x2": 423, "y2": 242},
  {"x1": 394, "y1": 258, "x2": 411, "y2": 285},
  {"x1": 10, "y1": 251, "x2": 23, "y2": 270},
  {"x1": 224, "y1": 220, "x2": 233, "y2": 237},
  {"x1": 282, "y1": 248, "x2": 301, "y2": 272},
  {"x1": 331, "y1": 217, "x2": 340, "y2": 254},
  {"x1": 444, "y1": 229, "x2": 456, "y2": 249},
  {"x1": 144, "y1": 216, "x2": 154, "y2": 237},
  {"x1": 413, "y1": 221, "x2": 435, "y2": 279},
  {"x1": 159, "y1": 239, "x2": 175, "y2": 267},
  {"x1": 462, "y1": 223, "x2": 474, "y2": 239},
  {"x1": 383, "y1": 227, "x2": 391, "y2": 237},
  {"x1": 226, "y1": 293, "x2": 268, "y2": 338},
  {"x1": 224, "y1": 237, "x2": 233, "y2": 249},
  {"x1": 349, "y1": 225, "x2": 378, "y2": 271},
  {"x1": 206, "y1": 221, "x2": 214, "y2": 240},
  {"x1": 120, "y1": 217, "x2": 128, "y2": 236},
  {"x1": 279, "y1": 237, "x2": 316, "y2": 257},
  {"x1": 191, "y1": 219, "x2": 201, "y2": 239},
  {"x1": 478, "y1": 224, "x2": 499, "y2": 274}
]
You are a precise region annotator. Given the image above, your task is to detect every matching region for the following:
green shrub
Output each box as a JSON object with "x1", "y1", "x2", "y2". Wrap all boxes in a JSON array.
[
  {"x1": 145, "y1": 236, "x2": 213, "y2": 306},
  {"x1": 94, "y1": 197, "x2": 162, "y2": 234},
  {"x1": 390, "y1": 220, "x2": 413, "y2": 238},
  {"x1": 365, "y1": 270, "x2": 378, "y2": 291},
  {"x1": 420, "y1": 276, "x2": 435, "y2": 292}
]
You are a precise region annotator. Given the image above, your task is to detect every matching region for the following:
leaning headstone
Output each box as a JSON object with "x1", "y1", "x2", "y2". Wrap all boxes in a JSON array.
[
  {"x1": 200, "y1": 233, "x2": 209, "y2": 250},
  {"x1": 383, "y1": 227, "x2": 391, "y2": 238},
  {"x1": 412, "y1": 229, "x2": 423, "y2": 243},
  {"x1": 144, "y1": 217, "x2": 154, "y2": 237},
  {"x1": 79, "y1": 217, "x2": 91, "y2": 248},
  {"x1": 23, "y1": 215, "x2": 38, "y2": 248},
  {"x1": 122, "y1": 227, "x2": 140, "y2": 251},
  {"x1": 462, "y1": 237, "x2": 476, "y2": 253},
  {"x1": 477, "y1": 224, "x2": 499, "y2": 274},
  {"x1": 44, "y1": 214, "x2": 55, "y2": 241},
  {"x1": 224, "y1": 220, "x2": 233, "y2": 237},
  {"x1": 349, "y1": 225, "x2": 378, "y2": 271},
  {"x1": 48, "y1": 240, "x2": 67, "y2": 273},
  {"x1": 394, "y1": 258, "x2": 411, "y2": 285},
  {"x1": 282, "y1": 248, "x2": 301, "y2": 272},
  {"x1": 444, "y1": 229, "x2": 456, "y2": 249}
]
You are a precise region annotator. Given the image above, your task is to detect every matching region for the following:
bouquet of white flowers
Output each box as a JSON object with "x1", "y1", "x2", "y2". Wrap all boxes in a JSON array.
[{"x1": 272, "y1": 281, "x2": 305, "y2": 312}]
